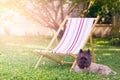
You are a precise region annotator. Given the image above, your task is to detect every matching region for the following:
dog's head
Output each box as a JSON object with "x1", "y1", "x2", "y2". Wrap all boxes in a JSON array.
[{"x1": 76, "y1": 49, "x2": 91, "y2": 69}]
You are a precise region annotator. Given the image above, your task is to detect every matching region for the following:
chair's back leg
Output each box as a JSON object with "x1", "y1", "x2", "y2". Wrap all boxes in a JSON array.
[{"x1": 90, "y1": 35, "x2": 96, "y2": 63}]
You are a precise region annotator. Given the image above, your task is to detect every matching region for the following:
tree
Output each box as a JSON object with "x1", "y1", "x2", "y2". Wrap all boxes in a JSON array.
[
  {"x1": 0, "y1": 0, "x2": 94, "y2": 37},
  {"x1": 10, "y1": 0, "x2": 84, "y2": 38}
]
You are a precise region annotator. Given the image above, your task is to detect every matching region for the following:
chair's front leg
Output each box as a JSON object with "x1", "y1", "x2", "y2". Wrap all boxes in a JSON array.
[
  {"x1": 35, "y1": 55, "x2": 44, "y2": 69},
  {"x1": 70, "y1": 60, "x2": 77, "y2": 71}
]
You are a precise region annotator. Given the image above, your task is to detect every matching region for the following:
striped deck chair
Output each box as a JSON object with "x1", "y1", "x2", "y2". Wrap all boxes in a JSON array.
[{"x1": 35, "y1": 16, "x2": 99, "y2": 70}]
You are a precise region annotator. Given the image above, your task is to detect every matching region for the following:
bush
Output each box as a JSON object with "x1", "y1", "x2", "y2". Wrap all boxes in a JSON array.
[{"x1": 109, "y1": 38, "x2": 120, "y2": 46}]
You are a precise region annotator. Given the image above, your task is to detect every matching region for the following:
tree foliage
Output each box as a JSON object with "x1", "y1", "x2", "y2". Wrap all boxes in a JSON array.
[{"x1": 86, "y1": 0, "x2": 120, "y2": 24}]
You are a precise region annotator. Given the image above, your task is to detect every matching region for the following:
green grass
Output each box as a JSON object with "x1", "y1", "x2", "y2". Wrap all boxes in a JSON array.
[{"x1": 0, "y1": 36, "x2": 120, "y2": 80}]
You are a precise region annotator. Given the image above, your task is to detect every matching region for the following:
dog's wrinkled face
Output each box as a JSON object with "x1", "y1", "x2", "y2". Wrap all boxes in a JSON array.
[{"x1": 76, "y1": 49, "x2": 91, "y2": 69}]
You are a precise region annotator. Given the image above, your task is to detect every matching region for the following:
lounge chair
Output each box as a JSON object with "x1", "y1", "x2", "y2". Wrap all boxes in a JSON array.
[{"x1": 34, "y1": 16, "x2": 99, "y2": 70}]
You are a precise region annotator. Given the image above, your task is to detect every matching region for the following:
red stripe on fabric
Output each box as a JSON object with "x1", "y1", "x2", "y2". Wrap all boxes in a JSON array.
[
  {"x1": 78, "y1": 18, "x2": 91, "y2": 49},
  {"x1": 71, "y1": 18, "x2": 88, "y2": 53},
  {"x1": 52, "y1": 18, "x2": 72, "y2": 53},
  {"x1": 78, "y1": 18, "x2": 88, "y2": 49},
  {"x1": 67, "y1": 18, "x2": 85, "y2": 53}
]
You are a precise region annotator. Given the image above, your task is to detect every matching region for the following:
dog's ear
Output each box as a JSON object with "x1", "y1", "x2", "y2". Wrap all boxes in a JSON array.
[
  {"x1": 88, "y1": 49, "x2": 90, "y2": 52},
  {"x1": 79, "y1": 49, "x2": 83, "y2": 53},
  {"x1": 87, "y1": 49, "x2": 91, "y2": 55}
]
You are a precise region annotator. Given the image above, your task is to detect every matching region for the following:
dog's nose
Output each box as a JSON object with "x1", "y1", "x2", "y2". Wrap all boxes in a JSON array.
[{"x1": 81, "y1": 59, "x2": 85, "y2": 64}]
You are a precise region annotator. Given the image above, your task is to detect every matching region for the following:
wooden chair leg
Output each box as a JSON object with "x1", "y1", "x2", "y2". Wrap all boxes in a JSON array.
[
  {"x1": 70, "y1": 60, "x2": 76, "y2": 71},
  {"x1": 90, "y1": 35, "x2": 96, "y2": 63},
  {"x1": 35, "y1": 55, "x2": 44, "y2": 69}
]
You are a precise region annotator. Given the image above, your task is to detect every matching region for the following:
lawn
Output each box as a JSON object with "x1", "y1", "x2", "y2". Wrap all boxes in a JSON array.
[{"x1": 0, "y1": 36, "x2": 120, "y2": 80}]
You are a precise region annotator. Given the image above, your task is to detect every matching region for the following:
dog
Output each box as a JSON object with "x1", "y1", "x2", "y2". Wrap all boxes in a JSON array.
[
  {"x1": 73, "y1": 49, "x2": 117, "y2": 75},
  {"x1": 76, "y1": 49, "x2": 91, "y2": 69}
]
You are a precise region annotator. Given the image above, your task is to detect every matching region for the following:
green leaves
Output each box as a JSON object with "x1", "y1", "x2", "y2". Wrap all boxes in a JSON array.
[{"x1": 86, "y1": 0, "x2": 120, "y2": 23}]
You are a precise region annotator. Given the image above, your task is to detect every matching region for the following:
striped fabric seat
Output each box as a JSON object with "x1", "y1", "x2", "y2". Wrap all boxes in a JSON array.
[{"x1": 52, "y1": 18, "x2": 95, "y2": 54}]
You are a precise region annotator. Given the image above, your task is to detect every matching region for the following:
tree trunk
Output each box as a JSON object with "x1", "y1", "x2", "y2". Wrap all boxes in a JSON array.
[{"x1": 112, "y1": 15, "x2": 120, "y2": 38}]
